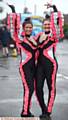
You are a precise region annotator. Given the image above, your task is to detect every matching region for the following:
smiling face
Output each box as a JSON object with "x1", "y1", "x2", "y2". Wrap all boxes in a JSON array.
[
  {"x1": 43, "y1": 19, "x2": 50, "y2": 32},
  {"x1": 23, "y1": 23, "x2": 33, "y2": 36}
]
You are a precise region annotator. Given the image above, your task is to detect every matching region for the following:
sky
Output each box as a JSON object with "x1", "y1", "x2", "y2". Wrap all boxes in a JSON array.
[{"x1": 2, "y1": 0, "x2": 68, "y2": 16}]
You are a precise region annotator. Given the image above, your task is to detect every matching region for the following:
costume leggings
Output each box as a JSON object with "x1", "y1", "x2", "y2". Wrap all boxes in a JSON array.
[
  {"x1": 35, "y1": 54, "x2": 58, "y2": 114},
  {"x1": 19, "y1": 58, "x2": 35, "y2": 115}
]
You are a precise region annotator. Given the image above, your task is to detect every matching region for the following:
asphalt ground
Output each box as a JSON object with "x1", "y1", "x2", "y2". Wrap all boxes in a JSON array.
[{"x1": 0, "y1": 40, "x2": 68, "y2": 120}]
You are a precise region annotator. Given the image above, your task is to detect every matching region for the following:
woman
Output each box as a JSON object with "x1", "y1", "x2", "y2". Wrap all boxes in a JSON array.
[
  {"x1": 13, "y1": 17, "x2": 37, "y2": 117},
  {"x1": 35, "y1": 16, "x2": 58, "y2": 119}
]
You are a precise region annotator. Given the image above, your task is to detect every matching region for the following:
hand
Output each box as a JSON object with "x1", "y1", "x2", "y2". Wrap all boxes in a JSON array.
[{"x1": 44, "y1": 2, "x2": 51, "y2": 9}]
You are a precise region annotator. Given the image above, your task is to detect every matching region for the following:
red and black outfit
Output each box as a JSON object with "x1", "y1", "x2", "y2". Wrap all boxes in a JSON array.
[
  {"x1": 35, "y1": 31, "x2": 58, "y2": 115},
  {"x1": 14, "y1": 33, "x2": 37, "y2": 116}
]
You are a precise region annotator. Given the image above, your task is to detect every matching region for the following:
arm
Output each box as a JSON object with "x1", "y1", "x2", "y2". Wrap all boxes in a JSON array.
[
  {"x1": 45, "y1": 3, "x2": 58, "y2": 12},
  {"x1": 51, "y1": 5, "x2": 58, "y2": 12}
]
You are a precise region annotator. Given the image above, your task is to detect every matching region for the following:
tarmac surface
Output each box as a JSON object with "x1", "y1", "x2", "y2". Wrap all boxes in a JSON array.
[{"x1": 0, "y1": 40, "x2": 68, "y2": 120}]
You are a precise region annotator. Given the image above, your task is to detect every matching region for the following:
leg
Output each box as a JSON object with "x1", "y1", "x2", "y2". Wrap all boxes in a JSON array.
[
  {"x1": 35, "y1": 63, "x2": 47, "y2": 114},
  {"x1": 5, "y1": 47, "x2": 9, "y2": 56},
  {"x1": 2, "y1": 47, "x2": 6, "y2": 56},
  {"x1": 45, "y1": 59, "x2": 58, "y2": 114},
  {"x1": 20, "y1": 60, "x2": 35, "y2": 116}
]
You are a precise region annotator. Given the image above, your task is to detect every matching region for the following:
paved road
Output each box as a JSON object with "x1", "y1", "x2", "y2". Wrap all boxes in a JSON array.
[{"x1": 0, "y1": 40, "x2": 68, "y2": 120}]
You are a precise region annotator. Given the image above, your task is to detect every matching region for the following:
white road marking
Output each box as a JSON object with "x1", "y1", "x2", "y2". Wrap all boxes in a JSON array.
[
  {"x1": 0, "y1": 99, "x2": 22, "y2": 104},
  {"x1": 57, "y1": 73, "x2": 68, "y2": 80},
  {"x1": 0, "y1": 73, "x2": 68, "y2": 104}
]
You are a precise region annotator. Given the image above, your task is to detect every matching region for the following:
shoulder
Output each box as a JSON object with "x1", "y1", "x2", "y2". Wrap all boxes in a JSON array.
[{"x1": 35, "y1": 32, "x2": 43, "y2": 40}]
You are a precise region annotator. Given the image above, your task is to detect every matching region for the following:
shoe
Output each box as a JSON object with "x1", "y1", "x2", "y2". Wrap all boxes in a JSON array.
[
  {"x1": 40, "y1": 114, "x2": 51, "y2": 120},
  {"x1": 21, "y1": 111, "x2": 34, "y2": 117},
  {"x1": 45, "y1": 114, "x2": 51, "y2": 120}
]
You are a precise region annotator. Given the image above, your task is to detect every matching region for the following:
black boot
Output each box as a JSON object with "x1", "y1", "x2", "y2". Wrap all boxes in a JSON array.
[
  {"x1": 21, "y1": 111, "x2": 34, "y2": 117},
  {"x1": 40, "y1": 113, "x2": 51, "y2": 120}
]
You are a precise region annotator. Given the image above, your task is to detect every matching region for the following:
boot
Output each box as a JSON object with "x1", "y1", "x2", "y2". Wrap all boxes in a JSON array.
[{"x1": 21, "y1": 111, "x2": 34, "y2": 117}]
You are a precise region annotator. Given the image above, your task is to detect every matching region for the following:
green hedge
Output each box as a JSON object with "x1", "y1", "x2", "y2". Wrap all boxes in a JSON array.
[
  {"x1": 63, "y1": 24, "x2": 68, "y2": 38},
  {"x1": 64, "y1": 24, "x2": 68, "y2": 31}
]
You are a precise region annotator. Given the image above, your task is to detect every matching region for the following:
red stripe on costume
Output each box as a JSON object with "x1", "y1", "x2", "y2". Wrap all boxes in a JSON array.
[
  {"x1": 39, "y1": 38, "x2": 50, "y2": 48},
  {"x1": 24, "y1": 38, "x2": 37, "y2": 50},
  {"x1": 50, "y1": 11, "x2": 64, "y2": 39},
  {"x1": 39, "y1": 36, "x2": 55, "y2": 49},
  {"x1": 43, "y1": 45, "x2": 57, "y2": 113},
  {"x1": 18, "y1": 43, "x2": 32, "y2": 64},
  {"x1": 18, "y1": 44, "x2": 32, "y2": 114},
  {"x1": 20, "y1": 63, "x2": 29, "y2": 114}
]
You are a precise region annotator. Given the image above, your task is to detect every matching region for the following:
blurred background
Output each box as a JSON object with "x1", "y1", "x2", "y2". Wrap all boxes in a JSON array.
[
  {"x1": 0, "y1": 0, "x2": 68, "y2": 120},
  {"x1": 0, "y1": 0, "x2": 68, "y2": 40}
]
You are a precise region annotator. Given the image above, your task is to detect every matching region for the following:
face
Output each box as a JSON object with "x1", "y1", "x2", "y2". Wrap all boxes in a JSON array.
[
  {"x1": 43, "y1": 20, "x2": 50, "y2": 32},
  {"x1": 23, "y1": 23, "x2": 33, "y2": 36}
]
